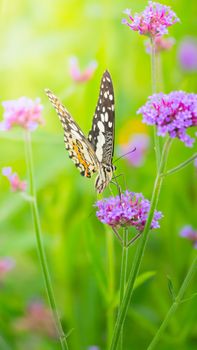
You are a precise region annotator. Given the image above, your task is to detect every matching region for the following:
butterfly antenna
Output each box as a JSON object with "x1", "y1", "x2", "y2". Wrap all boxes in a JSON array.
[{"x1": 113, "y1": 147, "x2": 136, "y2": 164}]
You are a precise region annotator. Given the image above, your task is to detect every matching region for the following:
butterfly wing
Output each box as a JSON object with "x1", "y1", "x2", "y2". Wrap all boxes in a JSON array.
[
  {"x1": 45, "y1": 89, "x2": 98, "y2": 178},
  {"x1": 88, "y1": 70, "x2": 115, "y2": 165}
]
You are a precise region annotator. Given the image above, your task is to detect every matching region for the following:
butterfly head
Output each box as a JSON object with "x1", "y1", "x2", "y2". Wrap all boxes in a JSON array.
[{"x1": 95, "y1": 163, "x2": 116, "y2": 193}]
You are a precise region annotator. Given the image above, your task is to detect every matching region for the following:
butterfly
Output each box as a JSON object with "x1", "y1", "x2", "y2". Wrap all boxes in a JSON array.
[{"x1": 45, "y1": 70, "x2": 116, "y2": 193}]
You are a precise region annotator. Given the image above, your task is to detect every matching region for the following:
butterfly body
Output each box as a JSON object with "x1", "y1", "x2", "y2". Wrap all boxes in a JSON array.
[{"x1": 45, "y1": 70, "x2": 115, "y2": 193}]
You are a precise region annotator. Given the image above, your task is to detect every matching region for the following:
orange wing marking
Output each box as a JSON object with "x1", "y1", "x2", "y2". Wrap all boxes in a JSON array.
[{"x1": 72, "y1": 142, "x2": 91, "y2": 178}]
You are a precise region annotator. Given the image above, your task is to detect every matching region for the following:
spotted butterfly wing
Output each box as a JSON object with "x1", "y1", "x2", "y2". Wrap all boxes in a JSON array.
[
  {"x1": 45, "y1": 89, "x2": 98, "y2": 178},
  {"x1": 88, "y1": 70, "x2": 115, "y2": 166},
  {"x1": 45, "y1": 70, "x2": 115, "y2": 193}
]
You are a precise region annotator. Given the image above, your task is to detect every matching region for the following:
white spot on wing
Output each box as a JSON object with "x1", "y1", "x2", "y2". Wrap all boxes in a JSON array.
[
  {"x1": 98, "y1": 121, "x2": 105, "y2": 132},
  {"x1": 96, "y1": 133, "x2": 105, "y2": 162},
  {"x1": 109, "y1": 94, "x2": 113, "y2": 101},
  {"x1": 101, "y1": 113, "x2": 105, "y2": 122},
  {"x1": 105, "y1": 112, "x2": 108, "y2": 122},
  {"x1": 108, "y1": 121, "x2": 112, "y2": 128}
]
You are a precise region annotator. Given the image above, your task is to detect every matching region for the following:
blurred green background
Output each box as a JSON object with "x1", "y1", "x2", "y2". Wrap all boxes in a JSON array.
[{"x1": 0, "y1": 0, "x2": 197, "y2": 349}]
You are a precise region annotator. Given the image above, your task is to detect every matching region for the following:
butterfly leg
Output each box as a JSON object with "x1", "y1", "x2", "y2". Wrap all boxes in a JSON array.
[
  {"x1": 110, "y1": 180, "x2": 122, "y2": 200},
  {"x1": 112, "y1": 173, "x2": 127, "y2": 191}
]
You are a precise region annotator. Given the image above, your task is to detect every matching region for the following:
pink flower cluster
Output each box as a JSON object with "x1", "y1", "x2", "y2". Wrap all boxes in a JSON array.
[
  {"x1": 95, "y1": 191, "x2": 162, "y2": 231},
  {"x1": 2, "y1": 167, "x2": 26, "y2": 192},
  {"x1": 0, "y1": 97, "x2": 44, "y2": 131},
  {"x1": 69, "y1": 56, "x2": 97, "y2": 83},
  {"x1": 122, "y1": 2, "x2": 179, "y2": 38},
  {"x1": 138, "y1": 91, "x2": 197, "y2": 147},
  {"x1": 14, "y1": 301, "x2": 56, "y2": 338}
]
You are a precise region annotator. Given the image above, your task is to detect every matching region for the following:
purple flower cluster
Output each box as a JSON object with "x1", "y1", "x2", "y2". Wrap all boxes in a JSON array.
[
  {"x1": 138, "y1": 91, "x2": 197, "y2": 147},
  {"x1": 180, "y1": 225, "x2": 197, "y2": 249},
  {"x1": 0, "y1": 97, "x2": 44, "y2": 131},
  {"x1": 122, "y1": 2, "x2": 179, "y2": 38},
  {"x1": 95, "y1": 191, "x2": 162, "y2": 231}
]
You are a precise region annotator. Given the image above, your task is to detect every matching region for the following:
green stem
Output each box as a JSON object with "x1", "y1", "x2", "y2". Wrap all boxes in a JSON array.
[
  {"x1": 109, "y1": 138, "x2": 171, "y2": 350},
  {"x1": 24, "y1": 131, "x2": 69, "y2": 350},
  {"x1": 106, "y1": 229, "x2": 115, "y2": 349},
  {"x1": 127, "y1": 232, "x2": 141, "y2": 248},
  {"x1": 147, "y1": 255, "x2": 197, "y2": 350},
  {"x1": 119, "y1": 229, "x2": 128, "y2": 350},
  {"x1": 163, "y1": 153, "x2": 197, "y2": 177},
  {"x1": 151, "y1": 37, "x2": 160, "y2": 170}
]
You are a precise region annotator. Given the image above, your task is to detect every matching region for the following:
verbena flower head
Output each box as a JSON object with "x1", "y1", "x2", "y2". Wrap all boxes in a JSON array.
[
  {"x1": 122, "y1": 2, "x2": 180, "y2": 38},
  {"x1": 178, "y1": 37, "x2": 197, "y2": 71},
  {"x1": 2, "y1": 167, "x2": 27, "y2": 192},
  {"x1": 145, "y1": 36, "x2": 175, "y2": 54},
  {"x1": 0, "y1": 97, "x2": 44, "y2": 131},
  {"x1": 137, "y1": 91, "x2": 197, "y2": 147},
  {"x1": 180, "y1": 225, "x2": 197, "y2": 249},
  {"x1": 95, "y1": 191, "x2": 162, "y2": 231},
  {"x1": 69, "y1": 56, "x2": 97, "y2": 83}
]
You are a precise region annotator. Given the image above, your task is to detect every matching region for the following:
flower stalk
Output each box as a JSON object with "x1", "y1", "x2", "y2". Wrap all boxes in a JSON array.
[
  {"x1": 119, "y1": 229, "x2": 128, "y2": 350},
  {"x1": 151, "y1": 36, "x2": 161, "y2": 170},
  {"x1": 163, "y1": 152, "x2": 197, "y2": 177},
  {"x1": 147, "y1": 255, "x2": 197, "y2": 350},
  {"x1": 106, "y1": 229, "x2": 115, "y2": 350},
  {"x1": 24, "y1": 131, "x2": 69, "y2": 350},
  {"x1": 109, "y1": 138, "x2": 171, "y2": 350}
]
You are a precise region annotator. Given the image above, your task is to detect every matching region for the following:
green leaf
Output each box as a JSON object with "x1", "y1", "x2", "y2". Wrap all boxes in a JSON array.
[
  {"x1": 167, "y1": 275, "x2": 176, "y2": 301},
  {"x1": 112, "y1": 271, "x2": 156, "y2": 309},
  {"x1": 134, "y1": 270, "x2": 157, "y2": 289}
]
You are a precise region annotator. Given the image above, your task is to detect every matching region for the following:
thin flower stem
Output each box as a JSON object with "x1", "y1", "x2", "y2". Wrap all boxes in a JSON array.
[
  {"x1": 126, "y1": 232, "x2": 142, "y2": 247},
  {"x1": 109, "y1": 138, "x2": 171, "y2": 350},
  {"x1": 151, "y1": 37, "x2": 161, "y2": 170},
  {"x1": 119, "y1": 229, "x2": 128, "y2": 350},
  {"x1": 151, "y1": 37, "x2": 157, "y2": 94},
  {"x1": 24, "y1": 131, "x2": 69, "y2": 350},
  {"x1": 106, "y1": 230, "x2": 115, "y2": 350},
  {"x1": 147, "y1": 255, "x2": 197, "y2": 350},
  {"x1": 162, "y1": 153, "x2": 197, "y2": 177},
  {"x1": 112, "y1": 227, "x2": 123, "y2": 244},
  {"x1": 156, "y1": 53, "x2": 164, "y2": 92}
]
